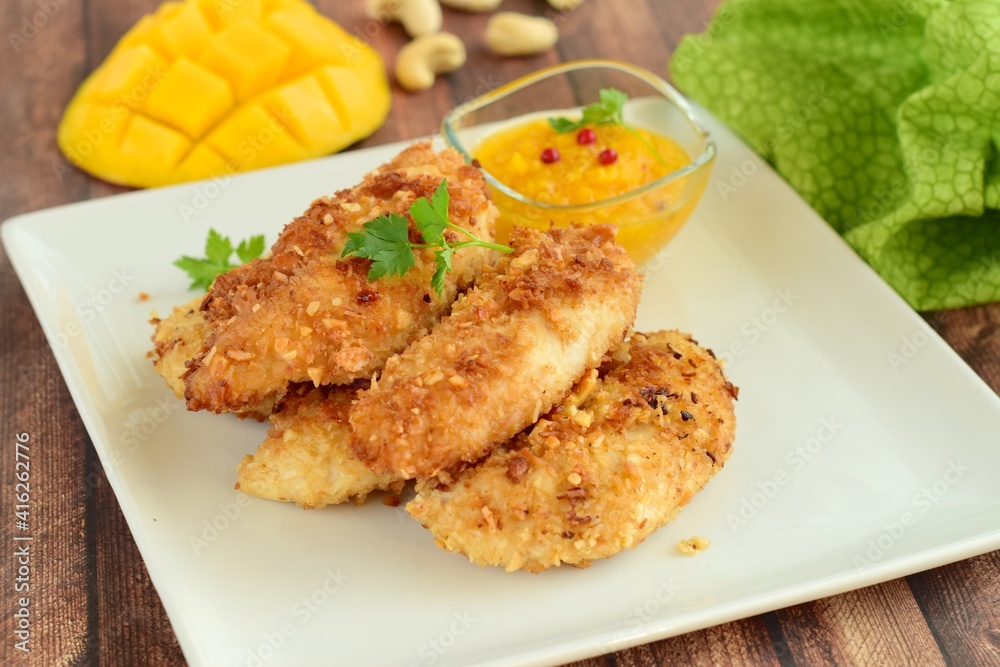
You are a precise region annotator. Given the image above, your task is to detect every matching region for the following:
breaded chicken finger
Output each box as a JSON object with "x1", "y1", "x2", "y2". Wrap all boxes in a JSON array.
[
  {"x1": 237, "y1": 384, "x2": 402, "y2": 508},
  {"x1": 150, "y1": 296, "x2": 273, "y2": 420},
  {"x1": 183, "y1": 142, "x2": 497, "y2": 414},
  {"x1": 407, "y1": 331, "x2": 738, "y2": 573},
  {"x1": 350, "y1": 225, "x2": 642, "y2": 479},
  {"x1": 151, "y1": 295, "x2": 208, "y2": 401}
]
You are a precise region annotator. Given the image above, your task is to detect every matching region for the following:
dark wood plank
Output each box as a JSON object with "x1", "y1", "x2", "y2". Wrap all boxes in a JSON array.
[
  {"x1": 906, "y1": 550, "x2": 1000, "y2": 666},
  {"x1": 90, "y1": 449, "x2": 186, "y2": 667},
  {"x1": 774, "y1": 579, "x2": 945, "y2": 666},
  {"x1": 925, "y1": 305, "x2": 1000, "y2": 393},
  {"x1": 912, "y1": 307, "x2": 1000, "y2": 667},
  {"x1": 0, "y1": 258, "x2": 93, "y2": 666},
  {"x1": 1, "y1": 1, "x2": 93, "y2": 665},
  {"x1": 555, "y1": 0, "x2": 715, "y2": 75},
  {"x1": 1, "y1": 0, "x2": 88, "y2": 216},
  {"x1": 567, "y1": 616, "x2": 782, "y2": 667}
]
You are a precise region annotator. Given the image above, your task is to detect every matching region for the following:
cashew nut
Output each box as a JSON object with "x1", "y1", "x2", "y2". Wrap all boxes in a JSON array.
[
  {"x1": 547, "y1": 0, "x2": 585, "y2": 9},
  {"x1": 439, "y1": 0, "x2": 502, "y2": 11},
  {"x1": 395, "y1": 33, "x2": 467, "y2": 92},
  {"x1": 368, "y1": 0, "x2": 442, "y2": 38},
  {"x1": 486, "y1": 13, "x2": 559, "y2": 57}
]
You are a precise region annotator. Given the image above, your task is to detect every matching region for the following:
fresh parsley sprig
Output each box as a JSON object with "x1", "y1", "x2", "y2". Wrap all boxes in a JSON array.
[
  {"x1": 549, "y1": 87, "x2": 628, "y2": 133},
  {"x1": 342, "y1": 179, "x2": 512, "y2": 295},
  {"x1": 174, "y1": 229, "x2": 266, "y2": 291},
  {"x1": 548, "y1": 87, "x2": 669, "y2": 168}
]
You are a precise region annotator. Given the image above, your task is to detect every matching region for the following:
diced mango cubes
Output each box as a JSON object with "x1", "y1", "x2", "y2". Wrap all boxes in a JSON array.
[
  {"x1": 154, "y1": 2, "x2": 212, "y2": 59},
  {"x1": 199, "y1": 19, "x2": 291, "y2": 101},
  {"x1": 145, "y1": 58, "x2": 233, "y2": 138},
  {"x1": 57, "y1": 0, "x2": 390, "y2": 188}
]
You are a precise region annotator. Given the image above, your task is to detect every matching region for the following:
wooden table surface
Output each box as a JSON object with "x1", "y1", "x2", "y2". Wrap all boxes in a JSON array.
[{"x1": 2, "y1": 1, "x2": 998, "y2": 665}]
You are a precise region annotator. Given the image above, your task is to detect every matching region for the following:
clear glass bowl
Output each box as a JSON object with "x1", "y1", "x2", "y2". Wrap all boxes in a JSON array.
[{"x1": 442, "y1": 59, "x2": 716, "y2": 265}]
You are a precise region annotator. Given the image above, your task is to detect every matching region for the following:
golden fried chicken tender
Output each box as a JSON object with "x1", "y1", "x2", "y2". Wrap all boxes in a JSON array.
[
  {"x1": 350, "y1": 225, "x2": 642, "y2": 479},
  {"x1": 150, "y1": 296, "x2": 273, "y2": 420},
  {"x1": 183, "y1": 142, "x2": 498, "y2": 414},
  {"x1": 407, "y1": 331, "x2": 738, "y2": 573},
  {"x1": 151, "y1": 295, "x2": 207, "y2": 400},
  {"x1": 237, "y1": 384, "x2": 402, "y2": 508}
]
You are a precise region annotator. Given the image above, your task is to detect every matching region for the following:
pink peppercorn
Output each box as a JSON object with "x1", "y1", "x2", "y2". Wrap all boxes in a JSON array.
[
  {"x1": 540, "y1": 147, "x2": 560, "y2": 164},
  {"x1": 576, "y1": 128, "x2": 597, "y2": 145}
]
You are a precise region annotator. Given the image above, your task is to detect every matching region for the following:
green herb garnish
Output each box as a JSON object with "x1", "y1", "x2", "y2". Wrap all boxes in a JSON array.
[
  {"x1": 549, "y1": 87, "x2": 629, "y2": 133},
  {"x1": 174, "y1": 228, "x2": 266, "y2": 291},
  {"x1": 548, "y1": 87, "x2": 669, "y2": 167},
  {"x1": 342, "y1": 179, "x2": 512, "y2": 295}
]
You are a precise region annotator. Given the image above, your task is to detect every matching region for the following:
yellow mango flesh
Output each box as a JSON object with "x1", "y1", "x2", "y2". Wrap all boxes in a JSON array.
[{"x1": 58, "y1": 0, "x2": 390, "y2": 188}]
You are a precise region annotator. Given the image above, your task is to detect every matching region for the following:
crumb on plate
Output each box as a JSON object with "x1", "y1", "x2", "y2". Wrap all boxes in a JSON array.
[{"x1": 677, "y1": 536, "x2": 710, "y2": 556}]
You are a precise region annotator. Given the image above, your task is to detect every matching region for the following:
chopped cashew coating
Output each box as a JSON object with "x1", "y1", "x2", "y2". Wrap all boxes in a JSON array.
[
  {"x1": 395, "y1": 33, "x2": 467, "y2": 91},
  {"x1": 439, "y1": 0, "x2": 503, "y2": 11},
  {"x1": 368, "y1": 0, "x2": 443, "y2": 38},
  {"x1": 486, "y1": 13, "x2": 559, "y2": 57}
]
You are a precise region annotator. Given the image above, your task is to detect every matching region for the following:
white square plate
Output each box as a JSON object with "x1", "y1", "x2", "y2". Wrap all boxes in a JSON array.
[{"x1": 4, "y1": 113, "x2": 1000, "y2": 667}]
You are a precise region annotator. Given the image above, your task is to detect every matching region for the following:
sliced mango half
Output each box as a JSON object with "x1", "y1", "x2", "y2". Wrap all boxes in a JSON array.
[{"x1": 57, "y1": 0, "x2": 391, "y2": 188}]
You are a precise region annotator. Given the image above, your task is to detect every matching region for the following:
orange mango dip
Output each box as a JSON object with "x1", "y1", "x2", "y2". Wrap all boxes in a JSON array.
[{"x1": 473, "y1": 118, "x2": 705, "y2": 264}]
